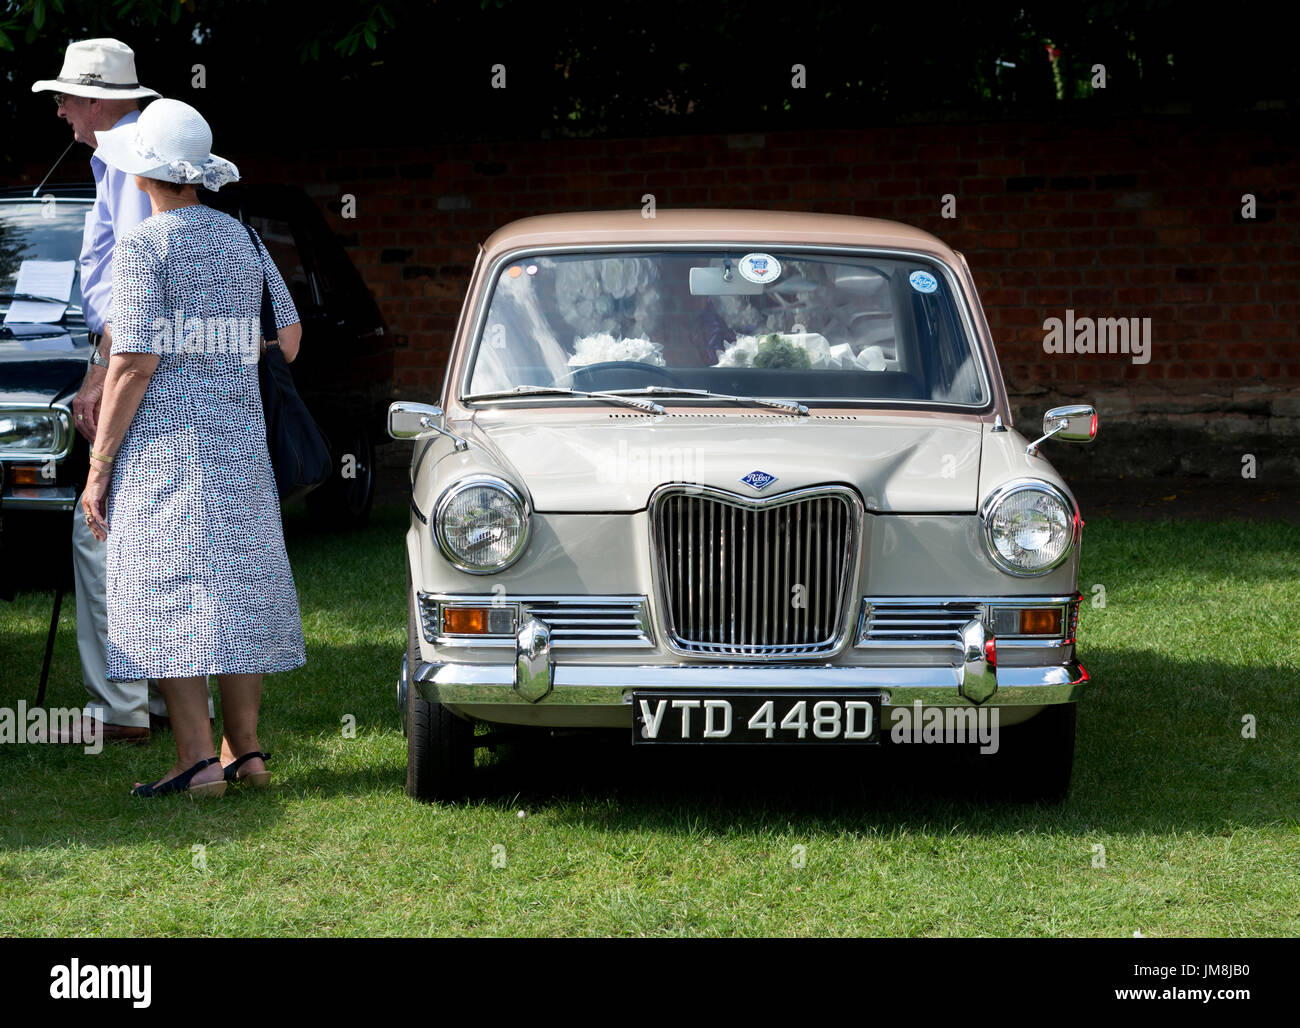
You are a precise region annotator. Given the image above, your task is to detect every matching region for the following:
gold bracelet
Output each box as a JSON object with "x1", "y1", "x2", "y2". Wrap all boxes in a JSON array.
[{"x1": 89, "y1": 450, "x2": 115, "y2": 466}]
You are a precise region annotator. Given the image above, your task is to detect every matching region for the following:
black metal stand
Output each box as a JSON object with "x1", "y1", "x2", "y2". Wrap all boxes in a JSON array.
[{"x1": 36, "y1": 586, "x2": 64, "y2": 707}]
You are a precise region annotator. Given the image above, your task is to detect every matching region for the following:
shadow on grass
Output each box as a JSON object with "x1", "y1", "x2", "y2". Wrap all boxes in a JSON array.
[
  {"x1": 437, "y1": 642, "x2": 1298, "y2": 836},
  {"x1": 0, "y1": 743, "x2": 294, "y2": 854},
  {"x1": 0, "y1": 633, "x2": 406, "y2": 855},
  {"x1": 0, "y1": 728, "x2": 409, "y2": 856},
  {"x1": 2, "y1": 635, "x2": 1295, "y2": 852}
]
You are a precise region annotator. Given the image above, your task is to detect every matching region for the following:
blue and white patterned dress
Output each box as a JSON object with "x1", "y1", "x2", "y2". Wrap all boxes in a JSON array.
[{"x1": 105, "y1": 204, "x2": 306, "y2": 680}]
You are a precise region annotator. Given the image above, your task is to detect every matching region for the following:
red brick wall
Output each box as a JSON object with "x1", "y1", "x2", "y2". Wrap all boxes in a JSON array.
[{"x1": 232, "y1": 113, "x2": 1298, "y2": 410}]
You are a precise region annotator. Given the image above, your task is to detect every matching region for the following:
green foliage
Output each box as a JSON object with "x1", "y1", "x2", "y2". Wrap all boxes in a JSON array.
[
  {"x1": 753, "y1": 334, "x2": 812, "y2": 370},
  {"x1": 332, "y1": 5, "x2": 392, "y2": 59},
  {"x1": 1, "y1": 0, "x2": 1285, "y2": 113}
]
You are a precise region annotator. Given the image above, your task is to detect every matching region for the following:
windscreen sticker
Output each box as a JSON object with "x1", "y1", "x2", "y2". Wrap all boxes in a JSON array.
[
  {"x1": 908, "y1": 270, "x2": 938, "y2": 294},
  {"x1": 738, "y1": 252, "x2": 781, "y2": 284}
]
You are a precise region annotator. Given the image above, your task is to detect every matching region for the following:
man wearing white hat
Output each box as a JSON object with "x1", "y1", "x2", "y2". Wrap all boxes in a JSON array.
[{"x1": 32, "y1": 38, "x2": 211, "y2": 743}]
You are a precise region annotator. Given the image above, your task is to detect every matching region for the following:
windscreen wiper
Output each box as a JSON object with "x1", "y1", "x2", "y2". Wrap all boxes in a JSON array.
[
  {"x1": 608, "y1": 386, "x2": 809, "y2": 416},
  {"x1": 464, "y1": 385, "x2": 666, "y2": 415},
  {"x1": 0, "y1": 292, "x2": 82, "y2": 317}
]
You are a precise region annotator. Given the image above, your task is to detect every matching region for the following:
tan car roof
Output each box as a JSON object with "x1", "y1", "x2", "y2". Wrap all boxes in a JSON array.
[{"x1": 480, "y1": 209, "x2": 958, "y2": 263}]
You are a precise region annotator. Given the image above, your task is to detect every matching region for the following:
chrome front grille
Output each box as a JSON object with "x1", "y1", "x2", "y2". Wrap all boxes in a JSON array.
[
  {"x1": 651, "y1": 485, "x2": 862, "y2": 657},
  {"x1": 857, "y1": 600, "x2": 984, "y2": 646}
]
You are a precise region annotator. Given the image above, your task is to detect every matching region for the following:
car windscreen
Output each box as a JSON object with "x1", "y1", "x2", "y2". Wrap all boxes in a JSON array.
[
  {"x1": 0, "y1": 200, "x2": 87, "y2": 312},
  {"x1": 464, "y1": 250, "x2": 989, "y2": 406}
]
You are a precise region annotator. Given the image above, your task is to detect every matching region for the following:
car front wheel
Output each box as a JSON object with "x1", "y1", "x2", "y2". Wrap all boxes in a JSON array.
[{"x1": 405, "y1": 576, "x2": 473, "y2": 801}]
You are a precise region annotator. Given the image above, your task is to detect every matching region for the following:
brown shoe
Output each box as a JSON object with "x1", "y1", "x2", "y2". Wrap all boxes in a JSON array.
[{"x1": 46, "y1": 718, "x2": 149, "y2": 746}]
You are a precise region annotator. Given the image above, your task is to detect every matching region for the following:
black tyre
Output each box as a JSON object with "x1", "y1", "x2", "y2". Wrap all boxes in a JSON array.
[
  {"x1": 405, "y1": 576, "x2": 473, "y2": 801},
  {"x1": 306, "y1": 423, "x2": 375, "y2": 529},
  {"x1": 987, "y1": 702, "x2": 1077, "y2": 805}
]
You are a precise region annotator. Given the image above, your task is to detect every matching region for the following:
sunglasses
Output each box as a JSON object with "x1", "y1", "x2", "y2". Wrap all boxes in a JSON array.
[{"x1": 52, "y1": 93, "x2": 89, "y2": 107}]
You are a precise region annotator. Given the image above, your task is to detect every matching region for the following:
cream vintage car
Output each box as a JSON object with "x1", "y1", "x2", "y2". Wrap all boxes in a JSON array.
[{"x1": 389, "y1": 210, "x2": 1096, "y2": 802}]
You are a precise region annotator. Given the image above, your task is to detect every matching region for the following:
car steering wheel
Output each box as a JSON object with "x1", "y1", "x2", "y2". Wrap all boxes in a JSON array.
[{"x1": 566, "y1": 361, "x2": 686, "y2": 390}]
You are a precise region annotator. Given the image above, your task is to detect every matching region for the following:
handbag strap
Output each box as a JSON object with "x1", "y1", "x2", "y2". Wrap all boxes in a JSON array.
[{"x1": 242, "y1": 221, "x2": 279, "y2": 347}]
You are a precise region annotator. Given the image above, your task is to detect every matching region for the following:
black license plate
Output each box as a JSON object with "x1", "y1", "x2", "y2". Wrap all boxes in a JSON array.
[{"x1": 631, "y1": 691, "x2": 882, "y2": 745}]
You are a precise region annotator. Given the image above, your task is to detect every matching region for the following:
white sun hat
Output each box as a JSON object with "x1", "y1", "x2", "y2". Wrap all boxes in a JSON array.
[
  {"x1": 93, "y1": 98, "x2": 240, "y2": 190},
  {"x1": 31, "y1": 38, "x2": 160, "y2": 101}
]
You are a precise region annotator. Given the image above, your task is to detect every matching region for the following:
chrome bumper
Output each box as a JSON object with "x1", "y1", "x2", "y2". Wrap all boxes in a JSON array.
[
  {"x1": 413, "y1": 616, "x2": 1089, "y2": 709},
  {"x1": 1, "y1": 485, "x2": 78, "y2": 510}
]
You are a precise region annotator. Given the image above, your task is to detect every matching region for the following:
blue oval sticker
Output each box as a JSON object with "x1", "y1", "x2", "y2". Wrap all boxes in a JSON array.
[{"x1": 908, "y1": 270, "x2": 938, "y2": 294}]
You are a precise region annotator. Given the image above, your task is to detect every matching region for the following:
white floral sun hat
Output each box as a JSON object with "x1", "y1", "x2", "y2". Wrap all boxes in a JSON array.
[{"x1": 93, "y1": 97, "x2": 240, "y2": 190}]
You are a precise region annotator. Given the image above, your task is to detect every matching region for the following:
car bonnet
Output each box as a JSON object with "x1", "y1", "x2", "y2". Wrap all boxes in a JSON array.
[{"x1": 453, "y1": 407, "x2": 984, "y2": 514}]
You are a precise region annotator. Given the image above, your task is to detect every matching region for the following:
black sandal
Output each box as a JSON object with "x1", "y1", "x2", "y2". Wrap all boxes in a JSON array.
[
  {"x1": 224, "y1": 751, "x2": 272, "y2": 788},
  {"x1": 132, "y1": 756, "x2": 226, "y2": 798}
]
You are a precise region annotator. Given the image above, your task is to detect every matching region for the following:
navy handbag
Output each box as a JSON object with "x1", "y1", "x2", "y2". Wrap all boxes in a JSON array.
[{"x1": 244, "y1": 223, "x2": 332, "y2": 502}]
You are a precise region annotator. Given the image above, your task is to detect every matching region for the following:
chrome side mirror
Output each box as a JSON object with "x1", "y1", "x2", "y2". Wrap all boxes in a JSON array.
[
  {"x1": 1025, "y1": 404, "x2": 1097, "y2": 456},
  {"x1": 387, "y1": 401, "x2": 469, "y2": 451}
]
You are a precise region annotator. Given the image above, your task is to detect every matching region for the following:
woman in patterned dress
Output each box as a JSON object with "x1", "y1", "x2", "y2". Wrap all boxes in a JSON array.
[{"x1": 81, "y1": 99, "x2": 305, "y2": 797}]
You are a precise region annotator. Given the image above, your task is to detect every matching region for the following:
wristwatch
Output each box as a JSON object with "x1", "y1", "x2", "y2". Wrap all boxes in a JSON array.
[{"x1": 88, "y1": 333, "x2": 109, "y2": 368}]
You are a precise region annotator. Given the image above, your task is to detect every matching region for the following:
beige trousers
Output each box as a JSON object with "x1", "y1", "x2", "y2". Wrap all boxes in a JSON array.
[{"x1": 72, "y1": 486, "x2": 213, "y2": 726}]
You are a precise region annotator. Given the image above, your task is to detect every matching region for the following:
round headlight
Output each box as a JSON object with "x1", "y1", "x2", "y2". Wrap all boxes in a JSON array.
[
  {"x1": 981, "y1": 479, "x2": 1077, "y2": 576},
  {"x1": 433, "y1": 476, "x2": 529, "y2": 573},
  {"x1": 0, "y1": 408, "x2": 69, "y2": 457}
]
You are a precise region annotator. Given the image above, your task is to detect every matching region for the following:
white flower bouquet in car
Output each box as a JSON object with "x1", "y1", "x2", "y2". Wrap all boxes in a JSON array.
[{"x1": 568, "y1": 332, "x2": 666, "y2": 367}]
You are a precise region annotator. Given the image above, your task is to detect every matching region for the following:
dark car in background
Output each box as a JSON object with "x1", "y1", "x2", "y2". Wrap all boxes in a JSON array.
[
  {"x1": 0, "y1": 185, "x2": 89, "y2": 588},
  {"x1": 202, "y1": 182, "x2": 393, "y2": 527},
  {"x1": 1, "y1": 182, "x2": 391, "y2": 589}
]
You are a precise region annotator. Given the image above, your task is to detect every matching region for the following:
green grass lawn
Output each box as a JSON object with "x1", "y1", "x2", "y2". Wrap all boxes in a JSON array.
[{"x1": 1, "y1": 507, "x2": 1297, "y2": 936}]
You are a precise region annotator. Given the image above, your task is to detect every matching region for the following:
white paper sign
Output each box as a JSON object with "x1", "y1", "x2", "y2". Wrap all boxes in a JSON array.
[
  {"x1": 5, "y1": 300, "x2": 66, "y2": 324},
  {"x1": 3, "y1": 259, "x2": 76, "y2": 325}
]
